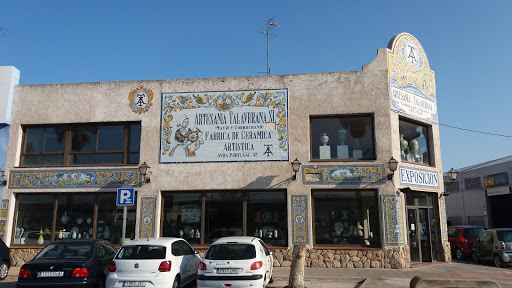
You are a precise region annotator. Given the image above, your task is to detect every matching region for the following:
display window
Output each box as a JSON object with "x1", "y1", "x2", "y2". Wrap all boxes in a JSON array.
[
  {"x1": 20, "y1": 122, "x2": 141, "y2": 167},
  {"x1": 399, "y1": 118, "x2": 431, "y2": 165},
  {"x1": 161, "y1": 191, "x2": 287, "y2": 246},
  {"x1": 313, "y1": 190, "x2": 380, "y2": 248},
  {"x1": 13, "y1": 193, "x2": 136, "y2": 246},
  {"x1": 310, "y1": 115, "x2": 375, "y2": 161}
]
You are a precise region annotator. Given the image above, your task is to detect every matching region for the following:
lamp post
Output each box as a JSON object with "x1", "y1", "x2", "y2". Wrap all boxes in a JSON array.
[
  {"x1": 387, "y1": 157, "x2": 399, "y2": 180},
  {"x1": 291, "y1": 158, "x2": 301, "y2": 180}
]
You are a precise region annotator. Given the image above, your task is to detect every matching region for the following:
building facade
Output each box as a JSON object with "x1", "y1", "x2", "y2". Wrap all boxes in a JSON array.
[
  {"x1": 2, "y1": 33, "x2": 450, "y2": 268},
  {"x1": 444, "y1": 155, "x2": 512, "y2": 229}
]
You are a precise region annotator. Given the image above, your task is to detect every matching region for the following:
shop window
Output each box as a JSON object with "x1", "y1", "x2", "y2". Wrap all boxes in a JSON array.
[
  {"x1": 162, "y1": 193, "x2": 202, "y2": 245},
  {"x1": 13, "y1": 195, "x2": 54, "y2": 245},
  {"x1": 399, "y1": 118, "x2": 431, "y2": 165},
  {"x1": 310, "y1": 115, "x2": 375, "y2": 160},
  {"x1": 313, "y1": 190, "x2": 380, "y2": 247},
  {"x1": 20, "y1": 122, "x2": 141, "y2": 167},
  {"x1": 247, "y1": 192, "x2": 287, "y2": 246},
  {"x1": 13, "y1": 193, "x2": 136, "y2": 246},
  {"x1": 161, "y1": 191, "x2": 287, "y2": 247}
]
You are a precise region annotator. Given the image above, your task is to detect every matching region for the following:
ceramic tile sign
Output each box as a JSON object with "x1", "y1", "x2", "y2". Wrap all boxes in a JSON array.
[
  {"x1": 384, "y1": 195, "x2": 405, "y2": 246},
  {"x1": 160, "y1": 89, "x2": 288, "y2": 163},
  {"x1": 291, "y1": 195, "x2": 308, "y2": 245},
  {"x1": 140, "y1": 197, "x2": 156, "y2": 239},
  {"x1": 388, "y1": 33, "x2": 438, "y2": 124}
]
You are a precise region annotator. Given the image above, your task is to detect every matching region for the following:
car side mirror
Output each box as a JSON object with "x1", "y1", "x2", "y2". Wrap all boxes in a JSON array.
[
  {"x1": 269, "y1": 250, "x2": 275, "y2": 255},
  {"x1": 194, "y1": 249, "x2": 200, "y2": 255}
]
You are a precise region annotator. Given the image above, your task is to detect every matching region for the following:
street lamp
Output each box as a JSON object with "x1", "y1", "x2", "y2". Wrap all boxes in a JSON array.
[
  {"x1": 291, "y1": 158, "x2": 301, "y2": 180},
  {"x1": 139, "y1": 162, "x2": 150, "y2": 184},
  {"x1": 387, "y1": 157, "x2": 399, "y2": 180},
  {"x1": 0, "y1": 168, "x2": 6, "y2": 187}
]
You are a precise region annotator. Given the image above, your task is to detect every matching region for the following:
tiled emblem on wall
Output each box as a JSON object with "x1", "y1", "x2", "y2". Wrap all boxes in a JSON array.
[
  {"x1": 291, "y1": 195, "x2": 308, "y2": 245},
  {"x1": 129, "y1": 85, "x2": 153, "y2": 114},
  {"x1": 384, "y1": 195, "x2": 405, "y2": 245},
  {"x1": 440, "y1": 199, "x2": 448, "y2": 242},
  {"x1": 8, "y1": 169, "x2": 141, "y2": 189},
  {"x1": 302, "y1": 165, "x2": 384, "y2": 185},
  {"x1": 140, "y1": 197, "x2": 156, "y2": 238}
]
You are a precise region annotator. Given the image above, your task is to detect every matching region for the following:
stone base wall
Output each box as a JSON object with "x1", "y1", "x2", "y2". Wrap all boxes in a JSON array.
[
  {"x1": 10, "y1": 245, "x2": 415, "y2": 269},
  {"x1": 272, "y1": 246, "x2": 411, "y2": 269}
]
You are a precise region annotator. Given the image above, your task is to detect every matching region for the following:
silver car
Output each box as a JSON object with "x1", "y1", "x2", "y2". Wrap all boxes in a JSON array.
[{"x1": 472, "y1": 228, "x2": 512, "y2": 268}]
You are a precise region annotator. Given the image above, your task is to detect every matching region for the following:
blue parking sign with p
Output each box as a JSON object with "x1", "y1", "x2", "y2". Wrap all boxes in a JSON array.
[{"x1": 117, "y1": 188, "x2": 135, "y2": 206}]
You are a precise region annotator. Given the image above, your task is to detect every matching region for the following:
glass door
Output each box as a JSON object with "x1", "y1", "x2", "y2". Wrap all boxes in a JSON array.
[{"x1": 407, "y1": 209, "x2": 420, "y2": 262}]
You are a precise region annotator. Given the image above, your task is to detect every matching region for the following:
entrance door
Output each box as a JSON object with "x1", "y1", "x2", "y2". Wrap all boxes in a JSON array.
[{"x1": 406, "y1": 191, "x2": 438, "y2": 263}]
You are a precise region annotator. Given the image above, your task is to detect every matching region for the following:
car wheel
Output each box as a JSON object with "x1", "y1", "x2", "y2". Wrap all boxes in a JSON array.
[
  {"x1": 0, "y1": 261, "x2": 9, "y2": 280},
  {"x1": 172, "y1": 276, "x2": 180, "y2": 288},
  {"x1": 494, "y1": 254, "x2": 506, "y2": 268},
  {"x1": 269, "y1": 275, "x2": 274, "y2": 283},
  {"x1": 455, "y1": 247, "x2": 464, "y2": 260},
  {"x1": 471, "y1": 252, "x2": 479, "y2": 264}
]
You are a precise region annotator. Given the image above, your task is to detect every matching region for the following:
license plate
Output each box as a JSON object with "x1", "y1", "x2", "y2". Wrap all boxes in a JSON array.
[
  {"x1": 123, "y1": 281, "x2": 146, "y2": 287},
  {"x1": 217, "y1": 268, "x2": 239, "y2": 274},
  {"x1": 37, "y1": 271, "x2": 64, "y2": 277}
]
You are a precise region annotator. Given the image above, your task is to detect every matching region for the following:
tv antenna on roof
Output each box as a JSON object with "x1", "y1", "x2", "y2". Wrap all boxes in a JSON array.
[{"x1": 258, "y1": 17, "x2": 282, "y2": 76}]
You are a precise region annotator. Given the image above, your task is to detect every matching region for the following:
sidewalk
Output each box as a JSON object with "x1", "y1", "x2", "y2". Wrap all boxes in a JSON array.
[
  {"x1": 5, "y1": 261, "x2": 512, "y2": 288},
  {"x1": 267, "y1": 261, "x2": 512, "y2": 288}
]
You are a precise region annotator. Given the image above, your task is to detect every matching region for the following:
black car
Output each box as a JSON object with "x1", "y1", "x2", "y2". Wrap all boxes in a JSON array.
[
  {"x1": 17, "y1": 239, "x2": 117, "y2": 288},
  {"x1": 0, "y1": 238, "x2": 11, "y2": 280}
]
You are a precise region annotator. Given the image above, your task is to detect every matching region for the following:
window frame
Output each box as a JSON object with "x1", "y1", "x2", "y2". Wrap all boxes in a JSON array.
[
  {"x1": 160, "y1": 190, "x2": 288, "y2": 247},
  {"x1": 398, "y1": 117, "x2": 433, "y2": 166},
  {"x1": 20, "y1": 122, "x2": 140, "y2": 167},
  {"x1": 309, "y1": 114, "x2": 376, "y2": 162},
  {"x1": 312, "y1": 189, "x2": 381, "y2": 249},
  {"x1": 11, "y1": 192, "x2": 137, "y2": 247}
]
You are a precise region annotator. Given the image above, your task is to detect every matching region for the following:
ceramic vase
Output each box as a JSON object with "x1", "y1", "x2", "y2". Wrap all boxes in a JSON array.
[
  {"x1": 103, "y1": 227, "x2": 110, "y2": 239},
  {"x1": 337, "y1": 128, "x2": 347, "y2": 145},
  {"x1": 410, "y1": 140, "x2": 419, "y2": 156},
  {"x1": 61, "y1": 211, "x2": 69, "y2": 224},
  {"x1": 38, "y1": 234, "x2": 44, "y2": 245},
  {"x1": 320, "y1": 133, "x2": 329, "y2": 146}
]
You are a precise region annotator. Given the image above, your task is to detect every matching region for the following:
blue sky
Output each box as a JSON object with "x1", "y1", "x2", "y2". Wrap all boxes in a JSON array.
[{"x1": 1, "y1": 0, "x2": 511, "y2": 172}]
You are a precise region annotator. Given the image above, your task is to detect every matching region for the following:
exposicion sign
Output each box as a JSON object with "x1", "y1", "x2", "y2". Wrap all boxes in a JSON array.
[{"x1": 399, "y1": 166, "x2": 439, "y2": 188}]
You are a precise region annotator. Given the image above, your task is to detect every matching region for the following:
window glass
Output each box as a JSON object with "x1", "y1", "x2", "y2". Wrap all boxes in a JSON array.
[
  {"x1": 205, "y1": 244, "x2": 255, "y2": 260},
  {"x1": 69, "y1": 153, "x2": 124, "y2": 165},
  {"x1": 406, "y1": 192, "x2": 428, "y2": 206},
  {"x1": 178, "y1": 240, "x2": 194, "y2": 255},
  {"x1": 463, "y1": 228, "x2": 484, "y2": 238},
  {"x1": 44, "y1": 128, "x2": 65, "y2": 153},
  {"x1": 162, "y1": 193, "x2": 201, "y2": 244},
  {"x1": 247, "y1": 192, "x2": 287, "y2": 246},
  {"x1": 116, "y1": 246, "x2": 166, "y2": 259},
  {"x1": 21, "y1": 122, "x2": 141, "y2": 167},
  {"x1": 205, "y1": 192, "x2": 243, "y2": 244},
  {"x1": 311, "y1": 116, "x2": 375, "y2": 160},
  {"x1": 98, "y1": 125, "x2": 124, "y2": 151},
  {"x1": 13, "y1": 194, "x2": 55, "y2": 246},
  {"x1": 97, "y1": 194, "x2": 136, "y2": 245},
  {"x1": 24, "y1": 128, "x2": 44, "y2": 153},
  {"x1": 399, "y1": 119, "x2": 430, "y2": 165},
  {"x1": 56, "y1": 194, "x2": 95, "y2": 240},
  {"x1": 71, "y1": 126, "x2": 98, "y2": 153},
  {"x1": 35, "y1": 243, "x2": 93, "y2": 259},
  {"x1": 448, "y1": 228, "x2": 459, "y2": 238},
  {"x1": 313, "y1": 190, "x2": 380, "y2": 247}
]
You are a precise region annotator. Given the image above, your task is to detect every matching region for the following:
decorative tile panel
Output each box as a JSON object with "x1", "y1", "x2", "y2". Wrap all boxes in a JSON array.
[
  {"x1": 302, "y1": 165, "x2": 384, "y2": 185},
  {"x1": 8, "y1": 169, "x2": 140, "y2": 189},
  {"x1": 291, "y1": 195, "x2": 308, "y2": 245},
  {"x1": 440, "y1": 199, "x2": 448, "y2": 242},
  {"x1": 384, "y1": 195, "x2": 405, "y2": 245},
  {"x1": 140, "y1": 197, "x2": 156, "y2": 238}
]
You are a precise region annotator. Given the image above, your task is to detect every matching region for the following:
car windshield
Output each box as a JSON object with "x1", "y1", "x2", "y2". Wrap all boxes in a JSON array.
[
  {"x1": 35, "y1": 243, "x2": 93, "y2": 259},
  {"x1": 462, "y1": 228, "x2": 484, "y2": 238},
  {"x1": 497, "y1": 231, "x2": 512, "y2": 242},
  {"x1": 116, "y1": 245, "x2": 166, "y2": 259},
  {"x1": 205, "y1": 244, "x2": 255, "y2": 260}
]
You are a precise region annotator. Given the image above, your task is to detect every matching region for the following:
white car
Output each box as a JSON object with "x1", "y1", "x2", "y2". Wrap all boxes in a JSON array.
[
  {"x1": 197, "y1": 236, "x2": 274, "y2": 288},
  {"x1": 106, "y1": 237, "x2": 201, "y2": 288}
]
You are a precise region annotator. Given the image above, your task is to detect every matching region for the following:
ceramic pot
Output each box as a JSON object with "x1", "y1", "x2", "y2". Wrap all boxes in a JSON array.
[
  {"x1": 61, "y1": 211, "x2": 69, "y2": 224},
  {"x1": 337, "y1": 128, "x2": 347, "y2": 145},
  {"x1": 320, "y1": 133, "x2": 329, "y2": 146}
]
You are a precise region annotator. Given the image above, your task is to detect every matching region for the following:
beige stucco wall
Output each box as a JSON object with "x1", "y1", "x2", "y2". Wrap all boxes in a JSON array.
[{"x1": 1, "y1": 45, "x2": 448, "y2": 266}]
